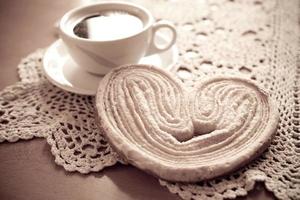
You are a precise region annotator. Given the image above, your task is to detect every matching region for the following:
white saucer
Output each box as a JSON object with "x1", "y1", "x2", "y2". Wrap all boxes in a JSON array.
[{"x1": 43, "y1": 36, "x2": 178, "y2": 95}]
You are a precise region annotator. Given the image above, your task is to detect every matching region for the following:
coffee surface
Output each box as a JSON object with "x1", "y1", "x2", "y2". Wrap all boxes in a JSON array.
[{"x1": 73, "y1": 11, "x2": 144, "y2": 41}]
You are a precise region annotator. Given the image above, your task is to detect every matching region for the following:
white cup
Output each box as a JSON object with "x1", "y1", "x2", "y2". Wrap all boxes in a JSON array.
[{"x1": 59, "y1": 1, "x2": 177, "y2": 75}]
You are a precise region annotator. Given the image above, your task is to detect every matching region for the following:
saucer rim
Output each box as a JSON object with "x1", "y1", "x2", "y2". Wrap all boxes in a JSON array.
[
  {"x1": 42, "y1": 37, "x2": 179, "y2": 96},
  {"x1": 42, "y1": 40, "x2": 98, "y2": 95}
]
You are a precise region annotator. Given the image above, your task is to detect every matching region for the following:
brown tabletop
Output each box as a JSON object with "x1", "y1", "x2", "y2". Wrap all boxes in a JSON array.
[{"x1": 0, "y1": 1, "x2": 276, "y2": 200}]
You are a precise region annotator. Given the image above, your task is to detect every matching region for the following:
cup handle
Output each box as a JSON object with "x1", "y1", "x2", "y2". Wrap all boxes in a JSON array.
[{"x1": 145, "y1": 20, "x2": 177, "y2": 56}]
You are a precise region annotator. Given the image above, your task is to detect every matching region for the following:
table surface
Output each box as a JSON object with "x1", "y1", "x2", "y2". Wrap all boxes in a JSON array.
[{"x1": 0, "y1": 1, "x2": 276, "y2": 200}]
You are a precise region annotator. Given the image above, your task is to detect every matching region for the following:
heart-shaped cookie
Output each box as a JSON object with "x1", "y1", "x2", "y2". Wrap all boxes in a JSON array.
[{"x1": 95, "y1": 64, "x2": 279, "y2": 182}]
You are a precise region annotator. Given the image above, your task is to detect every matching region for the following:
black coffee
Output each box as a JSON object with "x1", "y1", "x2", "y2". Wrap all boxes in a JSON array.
[{"x1": 73, "y1": 11, "x2": 144, "y2": 41}]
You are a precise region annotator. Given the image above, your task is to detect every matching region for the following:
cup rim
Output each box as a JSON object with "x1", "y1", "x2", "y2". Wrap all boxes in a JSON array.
[{"x1": 59, "y1": 1, "x2": 154, "y2": 43}]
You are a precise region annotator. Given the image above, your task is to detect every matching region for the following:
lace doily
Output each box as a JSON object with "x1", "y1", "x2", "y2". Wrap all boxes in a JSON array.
[{"x1": 1, "y1": 0, "x2": 299, "y2": 199}]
